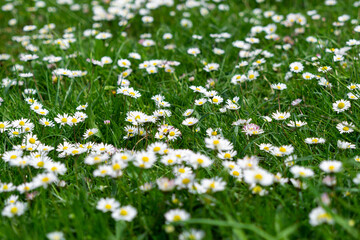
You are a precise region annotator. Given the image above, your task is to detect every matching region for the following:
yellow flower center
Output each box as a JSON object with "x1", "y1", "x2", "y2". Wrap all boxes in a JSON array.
[
  {"x1": 120, "y1": 209, "x2": 128, "y2": 216},
  {"x1": 343, "y1": 127, "x2": 349, "y2": 131},
  {"x1": 113, "y1": 163, "x2": 121, "y2": 171},
  {"x1": 253, "y1": 185, "x2": 262, "y2": 193},
  {"x1": 42, "y1": 177, "x2": 50, "y2": 182},
  {"x1": 337, "y1": 102, "x2": 345, "y2": 109},
  {"x1": 182, "y1": 178, "x2": 190, "y2": 184},
  {"x1": 317, "y1": 213, "x2": 332, "y2": 221},
  {"x1": 10, "y1": 207, "x2": 18, "y2": 214}
]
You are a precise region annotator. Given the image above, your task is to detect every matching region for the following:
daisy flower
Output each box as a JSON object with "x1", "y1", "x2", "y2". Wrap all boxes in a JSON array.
[
  {"x1": 336, "y1": 121, "x2": 354, "y2": 134},
  {"x1": 164, "y1": 209, "x2": 190, "y2": 223},
  {"x1": 290, "y1": 166, "x2": 314, "y2": 178},
  {"x1": 211, "y1": 95, "x2": 223, "y2": 104},
  {"x1": 242, "y1": 123, "x2": 264, "y2": 135},
  {"x1": 96, "y1": 198, "x2": 120, "y2": 213},
  {"x1": 179, "y1": 229, "x2": 205, "y2": 240},
  {"x1": 201, "y1": 177, "x2": 226, "y2": 192},
  {"x1": 337, "y1": 140, "x2": 356, "y2": 149},
  {"x1": 244, "y1": 168, "x2": 274, "y2": 186},
  {"x1": 318, "y1": 66, "x2": 332, "y2": 73},
  {"x1": 111, "y1": 205, "x2": 137, "y2": 222},
  {"x1": 287, "y1": 120, "x2": 307, "y2": 127},
  {"x1": 47, "y1": 232, "x2": 65, "y2": 240},
  {"x1": 289, "y1": 62, "x2": 304, "y2": 73},
  {"x1": 187, "y1": 48, "x2": 200, "y2": 56},
  {"x1": 271, "y1": 83, "x2": 287, "y2": 90},
  {"x1": 305, "y1": 137, "x2": 326, "y2": 144},
  {"x1": 302, "y1": 72, "x2": 314, "y2": 80},
  {"x1": 0, "y1": 121, "x2": 11, "y2": 133},
  {"x1": 183, "y1": 109, "x2": 194, "y2": 117},
  {"x1": 204, "y1": 137, "x2": 233, "y2": 151},
  {"x1": 117, "y1": 59, "x2": 131, "y2": 68},
  {"x1": 182, "y1": 117, "x2": 199, "y2": 126},
  {"x1": 319, "y1": 160, "x2": 342, "y2": 173},
  {"x1": 259, "y1": 143, "x2": 273, "y2": 152},
  {"x1": 272, "y1": 111, "x2": 290, "y2": 120},
  {"x1": 2, "y1": 202, "x2": 27, "y2": 218},
  {"x1": 203, "y1": 63, "x2": 219, "y2": 72},
  {"x1": 272, "y1": 145, "x2": 294, "y2": 156},
  {"x1": 309, "y1": 207, "x2": 334, "y2": 226}
]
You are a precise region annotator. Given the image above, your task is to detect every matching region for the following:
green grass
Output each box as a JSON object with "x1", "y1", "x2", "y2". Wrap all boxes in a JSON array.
[{"x1": 1, "y1": 0, "x2": 360, "y2": 239}]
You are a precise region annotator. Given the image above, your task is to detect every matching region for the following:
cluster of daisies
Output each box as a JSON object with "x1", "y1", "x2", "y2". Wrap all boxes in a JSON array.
[{"x1": 0, "y1": 130, "x2": 67, "y2": 218}]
